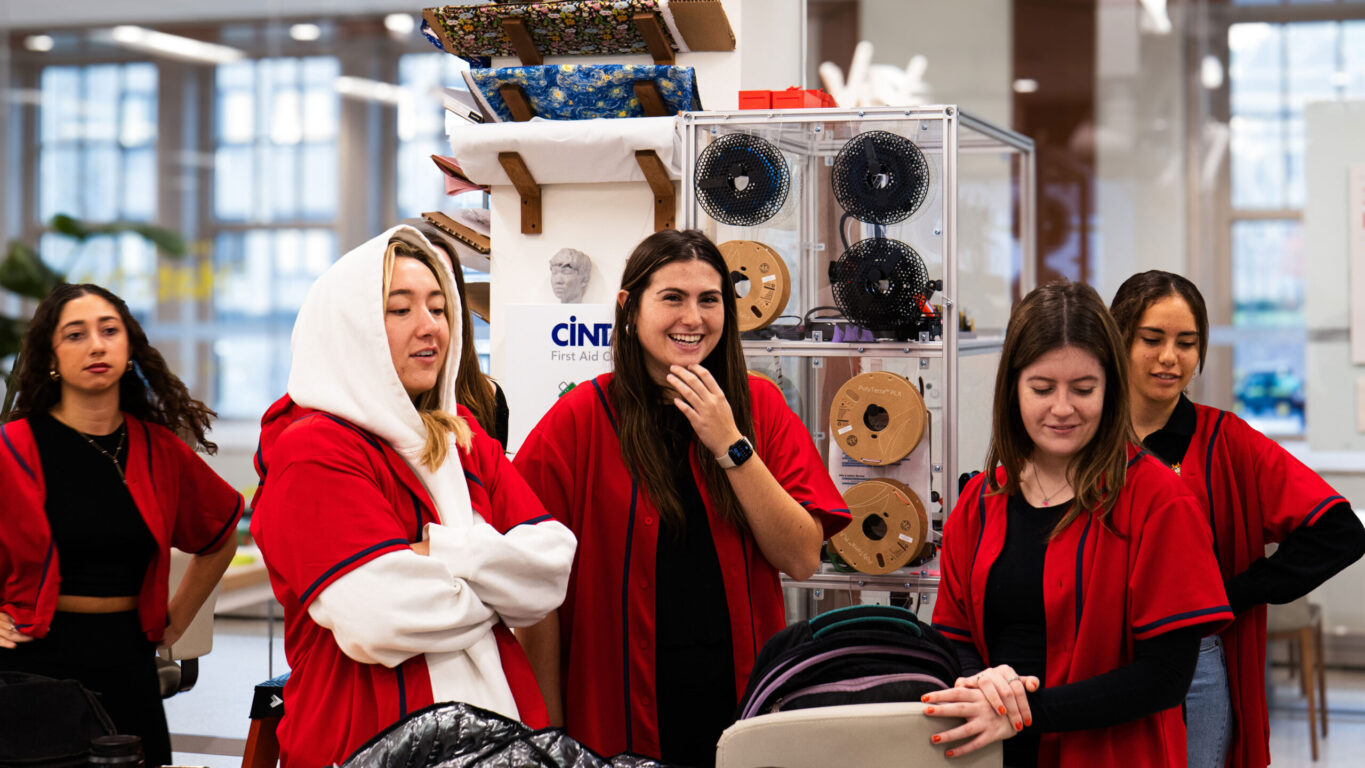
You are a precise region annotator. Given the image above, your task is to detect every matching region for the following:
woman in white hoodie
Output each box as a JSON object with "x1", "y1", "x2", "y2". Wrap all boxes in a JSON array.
[{"x1": 249, "y1": 226, "x2": 576, "y2": 767}]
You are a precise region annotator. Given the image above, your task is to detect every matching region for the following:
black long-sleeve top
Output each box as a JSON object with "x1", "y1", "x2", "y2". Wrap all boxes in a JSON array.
[
  {"x1": 1142, "y1": 395, "x2": 1365, "y2": 615},
  {"x1": 954, "y1": 494, "x2": 1201, "y2": 768}
]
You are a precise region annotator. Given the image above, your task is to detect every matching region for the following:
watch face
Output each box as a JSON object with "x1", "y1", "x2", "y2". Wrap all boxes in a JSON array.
[{"x1": 729, "y1": 438, "x2": 754, "y2": 465}]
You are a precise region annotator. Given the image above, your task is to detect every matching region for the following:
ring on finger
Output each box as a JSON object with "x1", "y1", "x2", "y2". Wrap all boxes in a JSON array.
[{"x1": 1006, "y1": 676, "x2": 1021, "y2": 684}]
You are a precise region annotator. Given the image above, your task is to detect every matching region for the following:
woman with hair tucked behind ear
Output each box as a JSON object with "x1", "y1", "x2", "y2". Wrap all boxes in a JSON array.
[
  {"x1": 925, "y1": 281, "x2": 1231, "y2": 767},
  {"x1": 513, "y1": 229, "x2": 850, "y2": 767},
  {"x1": 249, "y1": 226, "x2": 575, "y2": 767},
  {"x1": 1110, "y1": 271, "x2": 1365, "y2": 768},
  {"x1": 0, "y1": 284, "x2": 243, "y2": 766}
]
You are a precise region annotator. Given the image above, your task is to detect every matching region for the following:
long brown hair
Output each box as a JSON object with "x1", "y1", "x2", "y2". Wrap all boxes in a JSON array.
[
  {"x1": 1109, "y1": 270, "x2": 1209, "y2": 371},
  {"x1": 610, "y1": 229, "x2": 754, "y2": 533},
  {"x1": 984, "y1": 281, "x2": 1134, "y2": 536},
  {"x1": 406, "y1": 220, "x2": 500, "y2": 437},
  {"x1": 4, "y1": 283, "x2": 219, "y2": 453},
  {"x1": 382, "y1": 236, "x2": 472, "y2": 468}
]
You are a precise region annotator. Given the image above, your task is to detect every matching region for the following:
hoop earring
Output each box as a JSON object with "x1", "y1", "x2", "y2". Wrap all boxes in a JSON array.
[{"x1": 49, "y1": 369, "x2": 60, "y2": 382}]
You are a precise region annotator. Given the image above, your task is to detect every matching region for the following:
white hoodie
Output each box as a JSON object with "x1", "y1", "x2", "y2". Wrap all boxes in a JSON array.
[{"x1": 284, "y1": 224, "x2": 575, "y2": 721}]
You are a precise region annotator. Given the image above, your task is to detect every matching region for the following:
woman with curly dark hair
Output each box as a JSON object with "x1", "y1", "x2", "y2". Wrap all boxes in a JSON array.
[{"x1": 0, "y1": 283, "x2": 243, "y2": 765}]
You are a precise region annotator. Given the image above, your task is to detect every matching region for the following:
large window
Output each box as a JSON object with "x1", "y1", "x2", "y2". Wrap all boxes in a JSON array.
[
  {"x1": 1224, "y1": 14, "x2": 1365, "y2": 433},
  {"x1": 211, "y1": 56, "x2": 340, "y2": 419},
  {"x1": 37, "y1": 62, "x2": 159, "y2": 315}
]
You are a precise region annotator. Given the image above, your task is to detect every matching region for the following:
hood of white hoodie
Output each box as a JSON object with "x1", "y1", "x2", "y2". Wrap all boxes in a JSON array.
[{"x1": 287, "y1": 224, "x2": 462, "y2": 465}]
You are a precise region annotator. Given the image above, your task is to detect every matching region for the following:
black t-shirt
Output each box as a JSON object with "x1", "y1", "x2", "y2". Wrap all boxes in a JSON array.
[
  {"x1": 654, "y1": 406, "x2": 734, "y2": 768},
  {"x1": 29, "y1": 412, "x2": 156, "y2": 597}
]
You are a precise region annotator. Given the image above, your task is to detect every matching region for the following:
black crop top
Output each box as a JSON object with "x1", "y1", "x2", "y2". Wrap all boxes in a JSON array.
[{"x1": 30, "y1": 412, "x2": 156, "y2": 597}]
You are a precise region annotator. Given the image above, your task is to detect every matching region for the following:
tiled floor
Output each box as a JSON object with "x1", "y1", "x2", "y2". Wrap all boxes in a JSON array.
[{"x1": 167, "y1": 617, "x2": 1365, "y2": 766}]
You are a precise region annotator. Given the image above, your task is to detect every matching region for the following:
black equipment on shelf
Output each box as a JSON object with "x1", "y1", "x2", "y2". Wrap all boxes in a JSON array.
[
  {"x1": 831, "y1": 130, "x2": 931, "y2": 225},
  {"x1": 827, "y1": 237, "x2": 934, "y2": 338},
  {"x1": 695, "y1": 133, "x2": 790, "y2": 226}
]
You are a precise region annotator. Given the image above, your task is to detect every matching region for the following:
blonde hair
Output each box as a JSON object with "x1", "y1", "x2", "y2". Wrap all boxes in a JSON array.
[{"x1": 383, "y1": 235, "x2": 472, "y2": 468}]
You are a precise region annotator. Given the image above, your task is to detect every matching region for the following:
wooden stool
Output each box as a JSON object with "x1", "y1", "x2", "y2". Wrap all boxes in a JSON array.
[
  {"x1": 1267, "y1": 599, "x2": 1327, "y2": 761},
  {"x1": 241, "y1": 673, "x2": 287, "y2": 768}
]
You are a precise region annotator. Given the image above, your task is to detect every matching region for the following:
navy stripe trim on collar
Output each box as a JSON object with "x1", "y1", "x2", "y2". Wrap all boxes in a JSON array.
[
  {"x1": 591, "y1": 379, "x2": 618, "y2": 435},
  {"x1": 1204, "y1": 411, "x2": 1227, "y2": 554},
  {"x1": 396, "y1": 665, "x2": 408, "y2": 717},
  {"x1": 141, "y1": 422, "x2": 152, "y2": 481},
  {"x1": 969, "y1": 481, "x2": 987, "y2": 575},
  {"x1": 1, "y1": 424, "x2": 35, "y2": 481},
  {"x1": 194, "y1": 495, "x2": 244, "y2": 555},
  {"x1": 1133, "y1": 604, "x2": 1232, "y2": 635},
  {"x1": 1302, "y1": 495, "x2": 1346, "y2": 528},
  {"x1": 300, "y1": 538, "x2": 409, "y2": 605},
  {"x1": 620, "y1": 479, "x2": 638, "y2": 750},
  {"x1": 464, "y1": 469, "x2": 484, "y2": 487},
  {"x1": 1075, "y1": 515, "x2": 1093, "y2": 634},
  {"x1": 321, "y1": 414, "x2": 385, "y2": 454},
  {"x1": 408, "y1": 489, "x2": 425, "y2": 541},
  {"x1": 931, "y1": 622, "x2": 972, "y2": 640},
  {"x1": 1127, "y1": 450, "x2": 1148, "y2": 468},
  {"x1": 255, "y1": 441, "x2": 267, "y2": 479},
  {"x1": 510, "y1": 514, "x2": 554, "y2": 530}
]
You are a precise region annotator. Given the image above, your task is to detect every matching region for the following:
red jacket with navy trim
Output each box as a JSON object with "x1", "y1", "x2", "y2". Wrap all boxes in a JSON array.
[
  {"x1": 0, "y1": 414, "x2": 243, "y2": 642},
  {"x1": 250, "y1": 395, "x2": 563, "y2": 768},
  {"x1": 1182, "y1": 404, "x2": 1348, "y2": 768},
  {"x1": 512, "y1": 372, "x2": 851, "y2": 759},
  {"x1": 932, "y1": 448, "x2": 1232, "y2": 768}
]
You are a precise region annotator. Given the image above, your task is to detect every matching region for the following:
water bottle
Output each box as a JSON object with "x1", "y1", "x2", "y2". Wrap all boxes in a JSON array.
[{"x1": 89, "y1": 735, "x2": 144, "y2": 767}]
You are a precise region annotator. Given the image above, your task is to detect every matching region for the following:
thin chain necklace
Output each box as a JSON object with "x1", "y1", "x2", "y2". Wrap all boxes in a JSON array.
[
  {"x1": 1030, "y1": 462, "x2": 1070, "y2": 507},
  {"x1": 73, "y1": 423, "x2": 127, "y2": 484}
]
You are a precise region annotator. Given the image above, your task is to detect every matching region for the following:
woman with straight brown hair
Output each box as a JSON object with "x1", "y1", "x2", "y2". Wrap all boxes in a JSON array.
[
  {"x1": 513, "y1": 229, "x2": 850, "y2": 767},
  {"x1": 925, "y1": 281, "x2": 1231, "y2": 767},
  {"x1": 1111, "y1": 270, "x2": 1364, "y2": 768}
]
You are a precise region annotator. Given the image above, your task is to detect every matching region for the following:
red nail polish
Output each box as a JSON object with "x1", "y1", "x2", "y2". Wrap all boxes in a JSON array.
[
  {"x1": 945, "y1": 749, "x2": 955, "y2": 758},
  {"x1": 1015, "y1": 721, "x2": 1023, "y2": 731},
  {"x1": 932, "y1": 735, "x2": 941, "y2": 744},
  {"x1": 998, "y1": 705, "x2": 1007, "y2": 715},
  {"x1": 1025, "y1": 719, "x2": 1032, "y2": 727},
  {"x1": 925, "y1": 706, "x2": 935, "y2": 714},
  {"x1": 921, "y1": 694, "x2": 930, "y2": 703}
]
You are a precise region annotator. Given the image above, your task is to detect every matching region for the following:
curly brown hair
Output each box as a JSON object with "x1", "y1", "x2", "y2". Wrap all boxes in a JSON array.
[{"x1": 3, "y1": 283, "x2": 219, "y2": 453}]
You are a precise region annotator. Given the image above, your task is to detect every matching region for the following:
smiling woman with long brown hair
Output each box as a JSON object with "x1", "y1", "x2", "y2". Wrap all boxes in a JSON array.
[
  {"x1": 0, "y1": 283, "x2": 243, "y2": 766},
  {"x1": 513, "y1": 229, "x2": 850, "y2": 767}
]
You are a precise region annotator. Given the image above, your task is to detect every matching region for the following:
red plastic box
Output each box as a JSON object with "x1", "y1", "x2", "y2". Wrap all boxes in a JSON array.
[{"x1": 738, "y1": 87, "x2": 836, "y2": 110}]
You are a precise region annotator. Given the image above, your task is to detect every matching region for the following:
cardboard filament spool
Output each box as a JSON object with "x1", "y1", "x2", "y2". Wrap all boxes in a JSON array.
[
  {"x1": 831, "y1": 478, "x2": 929, "y2": 575},
  {"x1": 719, "y1": 240, "x2": 790, "y2": 332},
  {"x1": 829, "y1": 371, "x2": 926, "y2": 465}
]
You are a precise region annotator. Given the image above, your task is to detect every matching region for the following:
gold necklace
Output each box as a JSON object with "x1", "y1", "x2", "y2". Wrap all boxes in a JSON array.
[
  {"x1": 1030, "y1": 462, "x2": 1070, "y2": 507},
  {"x1": 75, "y1": 425, "x2": 127, "y2": 483}
]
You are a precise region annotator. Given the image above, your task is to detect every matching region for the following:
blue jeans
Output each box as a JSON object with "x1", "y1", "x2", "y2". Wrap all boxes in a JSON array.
[{"x1": 1185, "y1": 635, "x2": 1234, "y2": 768}]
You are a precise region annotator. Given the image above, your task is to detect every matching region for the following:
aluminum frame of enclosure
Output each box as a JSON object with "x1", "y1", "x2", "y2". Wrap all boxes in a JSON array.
[{"x1": 680, "y1": 105, "x2": 1036, "y2": 522}]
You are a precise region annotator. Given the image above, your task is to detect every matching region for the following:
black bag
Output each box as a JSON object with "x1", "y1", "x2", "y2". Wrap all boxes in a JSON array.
[
  {"x1": 341, "y1": 701, "x2": 675, "y2": 768},
  {"x1": 736, "y1": 605, "x2": 961, "y2": 719},
  {"x1": 0, "y1": 671, "x2": 116, "y2": 767}
]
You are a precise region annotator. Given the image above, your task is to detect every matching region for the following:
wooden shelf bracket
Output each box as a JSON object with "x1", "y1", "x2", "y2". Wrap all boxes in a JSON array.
[
  {"x1": 632, "y1": 12, "x2": 676, "y2": 66},
  {"x1": 498, "y1": 152, "x2": 543, "y2": 235},
  {"x1": 636, "y1": 149, "x2": 675, "y2": 232},
  {"x1": 498, "y1": 83, "x2": 536, "y2": 122},
  {"x1": 500, "y1": 18, "x2": 544, "y2": 66}
]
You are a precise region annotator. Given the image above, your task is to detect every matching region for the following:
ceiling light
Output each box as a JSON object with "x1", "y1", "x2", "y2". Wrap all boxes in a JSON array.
[
  {"x1": 25, "y1": 35, "x2": 55, "y2": 52},
  {"x1": 289, "y1": 23, "x2": 321, "y2": 42},
  {"x1": 385, "y1": 14, "x2": 416, "y2": 35},
  {"x1": 335, "y1": 76, "x2": 406, "y2": 106},
  {"x1": 106, "y1": 26, "x2": 244, "y2": 65},
  {"x1": 1012, "y1": 78, "x2": 1039, "y2": 94}
]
